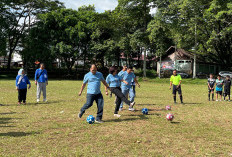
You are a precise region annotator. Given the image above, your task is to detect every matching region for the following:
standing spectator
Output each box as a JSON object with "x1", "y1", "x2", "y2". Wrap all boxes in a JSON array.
[{"x1": 35, "y1": 63, "x2": 48, "y2": 103}]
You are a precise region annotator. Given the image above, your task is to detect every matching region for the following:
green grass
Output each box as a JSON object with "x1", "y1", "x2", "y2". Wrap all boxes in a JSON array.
[{"x1": 0, "y1": 79, "x2": 232, "y2": 156}]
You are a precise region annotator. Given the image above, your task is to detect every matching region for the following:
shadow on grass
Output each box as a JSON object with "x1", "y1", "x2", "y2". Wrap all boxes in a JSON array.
[
  {"x1": 171, "y1": 121, "x2": 180, "y2": 124},
  {"x1": 137, "y1": 104, "x2": 158, "y2": 106},
  {"x1": 0, "y1": 117, "x2": 23, "y2": 127},
  {"x1": 0, "y1": 112, "x2": 17, "y2": 115},
  {"x1": 104, "y1": 117, "x2": 144, "y2": 123},
  {"x1": 182, "y1": 103, "x2": 202, "y2": 105},
  {"x1": 0, "y1": 131, "x2": 40, "y2": 137}
]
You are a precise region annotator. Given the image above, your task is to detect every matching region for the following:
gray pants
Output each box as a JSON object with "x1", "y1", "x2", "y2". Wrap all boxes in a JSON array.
[{"x1": 37, "y1": 82, "x2": 46, "y2": 100}]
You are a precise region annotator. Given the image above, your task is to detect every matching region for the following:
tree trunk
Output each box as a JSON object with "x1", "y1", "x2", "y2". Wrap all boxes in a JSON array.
[
  {"x1": 7, "y1": 50, "x2": 13, "y2": 70},
  {"x1": 143, "y1": 48, "x2": 146, "y2": 77}
]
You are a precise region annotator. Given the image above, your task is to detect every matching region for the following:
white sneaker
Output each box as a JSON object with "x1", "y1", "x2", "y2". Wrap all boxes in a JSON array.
[
  {"x1": 128, "y1": 107, "x2": 135, "y2": 111},
  {"x1": 119, "y1": 108, "x2": 123, "y2": 111},
  {"x1": 114, "y1": 114, "x2": 121, "y2": 118},
  {"x1": 216, "y1": 100, "x2": 218, "y2": 101},
  {"x1": 37, "y1": 99, "x2": 40, "y2": 103},
  {"x1": 130, "y1": 102, "x2": 136, "y2": 108}
]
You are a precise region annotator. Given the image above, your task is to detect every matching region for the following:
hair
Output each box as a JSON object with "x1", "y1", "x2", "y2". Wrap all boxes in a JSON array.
[
  {"x1": 209, "y1": 73, "x2": 213, "y2": 76},
  {"x1": 40, "y1": 63, "x2": 45, "y2": 66},
  {"x1": 128, "y1": 66, "x2": 133, "y2": 70},
  {"x1": 218, "y1": 74, "x2": 221, "y2": 77},
  {"x1": 173, "y1": 69, "x2": 177, "y2": 72},
  {"x1": 226, "y1": 75, "x2": 230, "y2": 78},
  {"x1": 109, "y1": 66, "x2": 117, "y2": 74}
]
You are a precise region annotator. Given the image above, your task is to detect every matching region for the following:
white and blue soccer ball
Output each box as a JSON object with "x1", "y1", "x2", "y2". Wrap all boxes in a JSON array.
[
  {"x1": 142, "y1": 108, "x2": 148, "y2": 115},
  {"x1": 86, "y1": 115, "x2": 95, "y2": 124}
]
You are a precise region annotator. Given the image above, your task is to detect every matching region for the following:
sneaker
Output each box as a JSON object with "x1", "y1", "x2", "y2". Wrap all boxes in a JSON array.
[
  {"x1": 37, "y1": 99, "x2": 40, "y2": 103},
  {"x1": 95, "y1": 119, "x2": 104, "y2": 123},
  {"x1": 43, "y1": 99, "x2": 47, "y2": 102},
  {"x1": 23, "y1": 102, "x2": 26, "y2": 105},
  {"x1": 174, "y1": 101, "x2": 177, "y2": 104},
  {"x1": 181, "y1": 102, "x2": 184, "y2": 104},
  {"x1": 78, "y1": 112, "x2": 83, "y2": 119},
  {"x1": 130, "y1": 102, "x2": 135, "y2": 108},
  {"x1": 216, "y1": 100, "x2": 218, "y2": 101},
  {"x1": 18, "y1": 102, "x2": 21, "y2": 105},
  {"x1": 212, "y1": 99, "x2": 214, "y2": 101},
  {"x1": 119, "y1": 108, "x2": 123, "y2": 111},
  {"x1": 229, "y1": 100, "x2": 231, "y2": 102},
  {"x1": 128, "y1": 107, "x2": 135, "y2": 111},
  {"x1": 114, "y1": 114, "x2": 121, "y2": 118}
]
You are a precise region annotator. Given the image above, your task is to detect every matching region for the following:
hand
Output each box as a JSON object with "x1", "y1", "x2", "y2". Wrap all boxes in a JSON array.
[
  {"x1": 78, "y1": 91, "x2": 82, "y2": 96},
  {"x1": 106, "y1": 91, "x2": 108, "y2": 96},
  {"x1": 16, "y1": 87, "x2": 18, "y2": 90},
  {"x1": 177, "y1": 85, "x2": 179, "y2": 88},
  {"x1": 35, "y1": 81, "x2": 37, "y2": 86},
  {"x1": 137, "y1": 84, "x2": 140, "y2": 88},
  {"x1": 46, "y1": 82, "x2": 48, "y2": 86},
  {"x1": 125, "y1": 81, "x2": 129, "y2": 85},
  {"x1": 28, "y1": 84, "x2": 31, "y2": 89},
  {"x1": 169, "y1": 87, "x2": 171, "y2": 90}
]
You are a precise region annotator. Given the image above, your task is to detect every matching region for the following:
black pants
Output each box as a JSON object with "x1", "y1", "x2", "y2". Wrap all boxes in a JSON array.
[
  {"x1": 18, "y1": 89, "x2": 27, "y2": 103},
  {"x1": 110, "y1": 87, "x2": 131, "y2": 114}
]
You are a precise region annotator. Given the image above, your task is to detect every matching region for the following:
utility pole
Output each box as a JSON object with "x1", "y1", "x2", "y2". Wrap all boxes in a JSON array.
[
  {"x1": 143, "y1": 47, "x2": 146, "y2": 77},
  {"x1": 193, "y1": 1, "x2": 197, "y2": 79}
]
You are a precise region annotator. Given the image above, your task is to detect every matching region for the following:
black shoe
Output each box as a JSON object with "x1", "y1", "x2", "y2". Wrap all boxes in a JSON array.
[
  {"x1": 78, "y1": 112, "x2": 83, "y2": 119},
  {"x1": 174, "y1": 101, "x2": 177, "y2": 104},
  {"x1": 181, "y1": 102, "x2": 184, "y2": 104}
]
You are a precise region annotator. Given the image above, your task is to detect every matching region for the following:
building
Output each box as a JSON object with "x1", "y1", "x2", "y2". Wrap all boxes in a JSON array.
[{"x1": 157, "y1": 46, "x2": 221, "y2": 75}]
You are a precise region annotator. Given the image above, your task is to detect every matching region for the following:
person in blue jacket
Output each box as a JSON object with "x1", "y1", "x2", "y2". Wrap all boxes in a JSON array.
[
  {"x1": 16, "y1": 69, "x2": 31, "y2": 105},
  {"x1": 35, "y1": 63, "x2": 48, "y2": 103},
  {"x1": 105, "y1": 66, "x2": 135, "y2": 118}
]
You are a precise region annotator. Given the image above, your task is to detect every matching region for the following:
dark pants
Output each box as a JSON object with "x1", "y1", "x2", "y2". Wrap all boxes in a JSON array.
[
  {"x1": 18, "y1": 88, "x2": 27, "y2": 103},
  {"x1": 111, "y1": 87, "x2": 131, "y2": 114},
  {"x1": 80, "y1": 93, "x2": 104, "y2": 120}
]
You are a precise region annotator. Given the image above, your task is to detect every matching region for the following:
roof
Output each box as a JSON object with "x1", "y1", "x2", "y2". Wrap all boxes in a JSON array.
[{"x1": 120, "y1": 53, "x2": 156, "y2": 61}]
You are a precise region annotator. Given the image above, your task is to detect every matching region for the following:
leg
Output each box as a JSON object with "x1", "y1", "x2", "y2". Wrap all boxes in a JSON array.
[
  {"x1": 23, "y1": 89, "x2": 27, "y2": 103},
  {"x1": 178, "y1": 87, "x2": 183, "y2": 103},
  {"x1": 43, "y1": 83, "x2": 47, "y2": 101},
  {"x1": 120, "y1": 89, "x2": 129, "y2": 109},
  {"x1": 224, "y1": 93, "x2": 227, "y2": 100},
  {"x1": 96, "y1": 93, "x2": 104, "y2": 121},
  {"x1": 133, "y1": 85, "x2": 136, "y2": 97},
  {"x1": 208, "y1": 90, "x2": 211, "y2": 101},
  {"x1": 37, "y1": 83, "x2": 42, "y2": 100},
  {"x1": 172, "y1": 85, "x2": 177, "y2": 103},
  {"x1": 114, "y1": 95, "x2": 121, "y2": 114},
  {"x1": 211, "y1": 91, "x2": 214, "y2": 100},
  {"x1": 18, "y1": 89, "x2": 22, "y2": 103},
  {"x1": 216, "y1": 92, "x2": 218, "y2": 101},
  {"x1": 80, "y1": 94, "x2": 95, "y2": 116},
  {"x1": 129, "y1": 87, "x2": 135, "y2": 103},
  {"x1": 112, "y1": 88, "x2": 131, "y2": 105}
]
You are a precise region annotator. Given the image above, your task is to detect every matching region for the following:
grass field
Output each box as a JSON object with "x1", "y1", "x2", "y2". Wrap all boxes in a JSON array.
[{"x1": 0, "y1": 79, "x2": 232, "y2": 156}]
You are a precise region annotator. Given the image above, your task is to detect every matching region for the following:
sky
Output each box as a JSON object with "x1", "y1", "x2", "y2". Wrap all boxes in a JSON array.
[
  {"x1": 59, "y1": 0, "x2": 157, "y2": 14},
  {"x1": 59, "y1": 0, "x2": 118, "y2": 13}
]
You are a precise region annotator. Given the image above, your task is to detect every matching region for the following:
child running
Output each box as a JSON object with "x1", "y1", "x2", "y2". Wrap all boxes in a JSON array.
[
  {"x1": 105, "y1": 66, "x2": 135, "y2": 118},
  {"x1": 16, "y1": 69, "x2": 31, "y2": 105},
  {"x1": 223, "y1": 75, "x2": 231, "y2": 101},
  {"x1": 215, "y1": 75, "x2": 224, "y2": 101},
  {"x1": 207, "y1": 74, "x2": 216, "y2": 101}
]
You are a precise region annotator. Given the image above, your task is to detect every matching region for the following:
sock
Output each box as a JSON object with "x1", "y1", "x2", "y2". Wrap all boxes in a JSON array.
[
  {"x1": 173, "y1": 96, "x2": 176, "y2": 102},
  {"x1": 208, "y1": 93, "x2": 210, "y2": 100},
  {"x1": 212, "y1": 93, "x2": 214, "y2": 100},
  {"x1": 180, "y1": 95, "x2": 183, "y2": 102}
]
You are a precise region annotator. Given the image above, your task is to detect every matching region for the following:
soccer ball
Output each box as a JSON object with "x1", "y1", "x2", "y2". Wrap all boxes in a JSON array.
[
  {"x1": 142, "y1": 108, "x2": 148, "y2": 115},
  {"x1": 166, "y1": 113, "x2": 174, "y2": 121},
  {"x1": 166, "y1": 106, "x2": 171, "y2": 110},
  {"x1": 86, "y1": 115, "x2": 95, "y2": 124}
]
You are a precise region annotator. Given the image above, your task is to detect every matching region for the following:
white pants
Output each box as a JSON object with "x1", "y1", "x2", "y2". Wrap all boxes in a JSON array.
[{"x1": 37, "y1": 82, "x2": 46, "y2": 100}]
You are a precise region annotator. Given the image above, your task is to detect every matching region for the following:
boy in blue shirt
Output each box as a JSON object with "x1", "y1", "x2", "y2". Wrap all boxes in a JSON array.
[
  {"x1": 216, "y1": 75, "x2": 223, "y2": 101},
  {"x1": 105, "y1": 66, "x2": 135, "y2": 118},
  {"x1": 118, "y1": 65, "x2": 127, "y2": 78},
  {"x1": 16, "y1": 69, "x2": 31, "y2": 105},
  {"x1": 120, "y1": 66, "x2": 140, "y2": 111},
  {"x1": 35, "y1": 63, "x2": 48, "y2": 103},
  {"x1": 78, "y1": 64, "x2": 110, "y2": 123}
]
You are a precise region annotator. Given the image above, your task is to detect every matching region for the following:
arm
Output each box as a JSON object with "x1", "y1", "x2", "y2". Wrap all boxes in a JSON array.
[
  {"x1": 170, "y1": 82, "x2": 172, "y2": 89},
  {"x1": 45, "y1": 70, "x2": 48, "y2": 85},
  {"x1": 16, "y1": 76, "x2": 19, "y2": 90},
  {"x1": 26, "y1": 76, "x2": 31, "y2": 89},
  {"x1": 35, "y1": 70, "x2": 38, "y2": 85},
  {"x1": 178, "y1": 80, "x2": 182, "y2": 87},
  {"x1": 121, "y1": 79, "x2": 128, "y2": 85},
  {"x1": 102, "y1": 80, "x2": 110, "y2": 93},
  {"x1": 79, "y1": 83, "x2": 86, "y2": 96},
  {"x1": 134, "y1": 77, "x2": 140, "y2": 88}
]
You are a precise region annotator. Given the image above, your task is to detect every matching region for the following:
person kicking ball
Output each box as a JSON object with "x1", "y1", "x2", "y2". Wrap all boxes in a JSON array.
[
  {"x1": 105, "y1": 66, "x2": 136, "y2": 118},
  {"x1": 78, "y1": 64, "x2": 110, "y2": 123},
  {"x1": 169, "y1": 69, "x2": 183, "y2": 104}
]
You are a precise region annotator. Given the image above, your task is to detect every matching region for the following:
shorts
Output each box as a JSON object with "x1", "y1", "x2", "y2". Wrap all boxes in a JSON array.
[
  {"x1": 216, "y1": 91, "x2": 222, "y2": 95},
  {"x1": 173, "y1": 85, "x2": 182, "y2": 95},
  {"x1": 208, "y1": 87, "x2": 214, "y2": 93},
  {"x1": 224, "y1": 88, "x2": 231, "y2": 95}
]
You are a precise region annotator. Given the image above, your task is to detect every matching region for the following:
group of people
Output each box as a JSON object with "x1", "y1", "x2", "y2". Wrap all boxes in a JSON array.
[
  {"x1": 208, "y1": 74, "x2": 231, "y2": 101},
  {"x1": 78, "y1": 64, "x2": 140, "y2": 123},
  {"x1": 16, "y1": 63, "x2": 48, "y2": 105},
  {"x1": 15, "y1": 63, "x2": 231, "y2": 123}
]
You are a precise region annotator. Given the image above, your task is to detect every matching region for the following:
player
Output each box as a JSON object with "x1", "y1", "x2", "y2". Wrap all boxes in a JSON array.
[
  {"x1": 215, "y1": 75, "x2": 223, "y2": 101},
  {"x1": 169, "y1": 70, "x2": 183, "y2": 104},
  {"x1": 208, "y1": 74, "x2": 216, "y2": 101},
  {"x1": 223, "y1": 75, "x2": 231, "y2": 101}
]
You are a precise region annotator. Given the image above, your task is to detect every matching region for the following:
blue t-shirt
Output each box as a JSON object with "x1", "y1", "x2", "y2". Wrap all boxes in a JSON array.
[
  {"x1": 118, "y1": 70, "x2": 126, "y2": 78},
  {"x1": 106, "y1": 74, "x2": 122, "y2": 88},
  {"x1": 35, "y1": 69, "x2": 48, "y2": 83},
  {"x1": 216, "y1": 79, "x2": 223, "y2": 91},
  {"x1": 16, "y1": 75, "x2": 31, "y2": 89},
  {"x1": 83, "y1": 71, "x2": 105, "y2": 94},
  {"x1": 121, "y1": 72, "x2": 135, "y2": 90}
]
